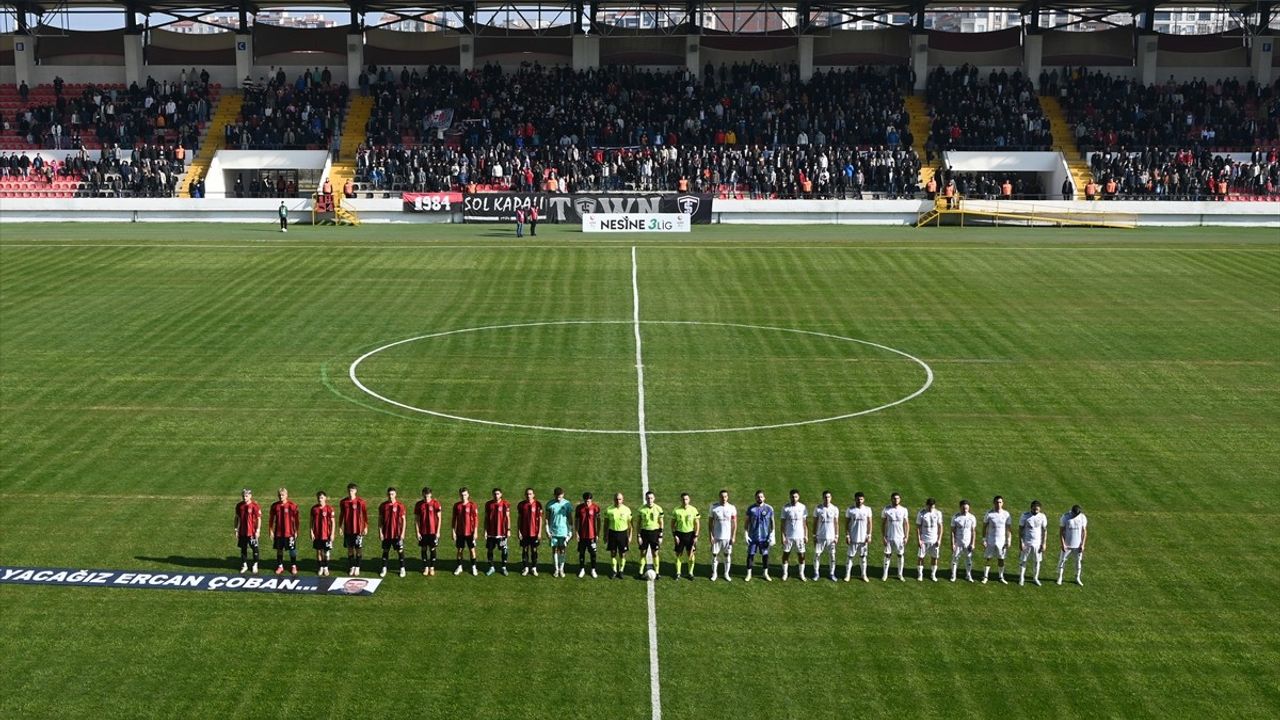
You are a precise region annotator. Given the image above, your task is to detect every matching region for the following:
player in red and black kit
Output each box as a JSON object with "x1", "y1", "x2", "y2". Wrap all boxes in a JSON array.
[
  {"x1": 451, "y1": 487, "x2": 479, "y2": 576},
  {"x1": 379, "y1": 487, "x2": 408, "y2": 578},
  {"x1": 234, "y1": 488, "x2": 261, "y2": 574},
  {"x1": 310, "y1": 490, "x2": 336, "y2": 576},
  {"x1": 576, "y1": 491, "x2": 601, "y2": 578},
  {"x1": 337, "y1": 483, "x2": 369, "y2": 576},
  {"x1": 414, "y1": 486, "x2": 443, "y2": 576},
  {"x1": 485, "y1": 487, "x2": 512, "y2": 576},
  {"x1": 517, "y1": 487, "x2": 544, "y2": 577},
  {"x1": 269, "y1": 487, "x2": 301, "y2": 576}
]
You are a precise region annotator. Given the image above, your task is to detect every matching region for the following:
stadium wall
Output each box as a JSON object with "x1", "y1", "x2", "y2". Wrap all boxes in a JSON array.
[{"x1": 1, "y1": 198, "x2": 1275, "y2": 228}]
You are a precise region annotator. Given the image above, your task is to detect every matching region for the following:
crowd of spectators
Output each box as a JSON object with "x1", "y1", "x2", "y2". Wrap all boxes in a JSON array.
[
  {"x1": 357, "y1": 142, "x2": 921, "y2": 198},
  {"x1": 1, "y1": 73, "x2": 211, "y2": 152},
  {"x1": 1085, "y1": 147, "x2": 1280, "y2": 199},
  {"x1": 925, "y1": 65, "x2": 1051, "y2": 154},
  {"x1": 355, "y1": 63, "x2": 921, "y2": 197},
  {"x1": 1054, "y1": 68, "x2": 1280, "y2": 151},
  {"x1": 0, "y1": 143, "x2": 188, "y2": 197},
  {"x1": 225, "y1": 67, "x2": 347, "y2": 150}
]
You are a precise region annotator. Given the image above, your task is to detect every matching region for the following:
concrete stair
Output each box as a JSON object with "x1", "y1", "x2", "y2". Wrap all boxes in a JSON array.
[
  {"x1": 178, "y1": 91, "x2": 242, "y2": 198},
  {"x1": 904, "y1": 93, "x2": 936, "y2": 188},
  {"x1": 1040, "y1": 95, "x2": 1093, "y2": 194},
  {"x1": 325, "y1": 94, "x2": 373, "y2": 196}
]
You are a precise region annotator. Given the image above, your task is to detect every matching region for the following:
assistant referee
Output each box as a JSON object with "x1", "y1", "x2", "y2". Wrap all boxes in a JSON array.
[{"x1": 604, "y1": 493, "x2": 632, "y2": 580}]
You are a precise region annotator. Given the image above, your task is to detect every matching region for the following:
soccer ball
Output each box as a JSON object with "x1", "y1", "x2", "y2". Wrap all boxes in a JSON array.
[{"x1": 644, "y1": 569, "x2": 656, "y2": 581}]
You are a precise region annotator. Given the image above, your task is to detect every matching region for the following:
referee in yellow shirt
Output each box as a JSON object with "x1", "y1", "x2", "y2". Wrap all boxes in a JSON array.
[
  {"x1": 604, "y1": 493, "x2": 633, "y2": 580},
  {"x1": 636, "y1": 491, "x2": 665, "y2": 580}
]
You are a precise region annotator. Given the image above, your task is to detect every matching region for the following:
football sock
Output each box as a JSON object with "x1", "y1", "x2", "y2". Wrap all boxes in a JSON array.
[
  {"x1": 429, "y1": 548, "x2": 437, "y2": 567},
  {"x1": 618, "y1": 557, "x2": 625, "y2": 574},
  {"x1": 860, "y1": 557, "x2": 868, "y2": 576},
  {"x1": 531, "y1": 548, "x2": 538, "y2": 567},
  {"x1": 251, "y1": 546, "x2": 260, "y2": 562},
  {"x1": 882, "y1": 557, "x2": 890, "y2": 579},
  {"x1": 675, "y1": 558, "x2": 683, "y2": 575},
  {"x1": 240, "y1": 547, "x2": 248, "y2": 561},
  {"x1": 288, "y1": 546, "x2": 297, "y2": 562},
  {"x1": 846, "y1": 560, "x2": 854, "y2": 577},
  {"x1": 897, "y1": 555, "x2": 905, "y2": 575},
  {"x1": 652, "y1": 556, "x2": 659, "y2": 574},
  {"x1": 761, "y1": 552, "x2": 768, "y2": 570}
]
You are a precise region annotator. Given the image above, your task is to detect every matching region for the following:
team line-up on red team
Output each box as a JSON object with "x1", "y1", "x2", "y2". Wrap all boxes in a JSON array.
[{"x1": 233, "y1": 484, "x2": 1090, "y2": 586}]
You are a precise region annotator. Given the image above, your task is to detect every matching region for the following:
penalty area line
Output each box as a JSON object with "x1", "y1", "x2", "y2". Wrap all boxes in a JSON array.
[{"x1": 631, "y1": 246, "x2": 662, "y2": 720}]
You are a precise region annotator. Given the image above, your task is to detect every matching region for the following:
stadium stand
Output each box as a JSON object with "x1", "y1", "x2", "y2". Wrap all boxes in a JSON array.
[
  {"x1": 1085, "y1": 147, "x2": 1280, "y2": 200},
  {"x1": 224, "y1": 68, "x2": 347, "y2": 150},
  {"x1": 925, "y1": 65, "x2": 1052, "y2": 154},
  {"x1": 353, "y1": 63, "x2": 921, "y2": 197},
  {"x1": 1058, "y1": 69, "x2": 1279, "y2": 152}
]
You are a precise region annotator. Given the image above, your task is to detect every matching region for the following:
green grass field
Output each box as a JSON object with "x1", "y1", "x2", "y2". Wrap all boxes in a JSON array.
[{"x1": 1, "y1": 223, "x2": 1278, "y2": 719}]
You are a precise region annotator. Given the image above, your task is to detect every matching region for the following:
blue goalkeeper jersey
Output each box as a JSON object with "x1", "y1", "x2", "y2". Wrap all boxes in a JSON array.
[
  {"x1": 746, "y1": 503, "x2": 774, "y2": 542},
  {"x1": 546, "y1": 499, "x2": 573, "y2": 537}
]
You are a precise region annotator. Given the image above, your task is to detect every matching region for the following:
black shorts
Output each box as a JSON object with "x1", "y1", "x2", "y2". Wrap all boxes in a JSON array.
[
  {"x1": 607, "y1": 530, "x2": 629, "y2": 553},
  {"x1": 673, "y1": 531, "x2": 696, "y2": 553},
  {"x1": 486, "y1": 536, "x2": 508, "y2": 551},
  {"x1": 455, "y1": 534, "x2": 475, "y2": 550},
  {"x1": 520, "y1": 536, "x2": 540, "y2": 548},
  {"x1": 418, "y1": 534, "x2": 438, "y2": 548},
  {"x1": 343, "y1": 534, "x2": 363, "y2": 549},
  {"x1": 382, "y1": 538, "x2": 403, "y2": 551},
  {"x1": 236, "y1": 535, "x2": 258, "y2": 550},
  {"x1": 313, "y1": 538, "x2": 332, "y2": 551},
  {"x1": 272, "y1": 537, "x2": 295, "y2": 551},
  {"x1": 577, "y1": 538, "x2": 597, "y2": 553},
  {"x1": 639, "y1": 529, "x2": 662, "y2": 552}
]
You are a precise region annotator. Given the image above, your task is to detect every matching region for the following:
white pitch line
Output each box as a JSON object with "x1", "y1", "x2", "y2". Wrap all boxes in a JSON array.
[{"x1": 631, "y1": 246, "x2": 662, "y2": 720}]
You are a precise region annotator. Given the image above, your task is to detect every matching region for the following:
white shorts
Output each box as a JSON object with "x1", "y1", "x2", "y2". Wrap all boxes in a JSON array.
[
  {"x1": 952, "y1": 544, "x2": 973, "y2": 559},
  {"x1": 985, "y1": 543, "x2": 1007, "y2": 560},
  {"x1": 1020, "y1": 543, "x2": 1043, "y2": 563},
  {"x1": 782, "y1": 538, "x2": 805, "y2": 554},
  {"x1": 711, "y1": 540, "x2": 733, "y2": 556},
  {"x1": 814, "y1": 538, "x2": 836, "y2": 555},
  {"x1": 883, "y1": 538, "x2": 906, "y2": 555},
  {"x1": 847, "y1": 541, "x2": 869, "y2": 558},
  {"x1": 918, "y1": 541, "x2": 940, "y2": 559}
]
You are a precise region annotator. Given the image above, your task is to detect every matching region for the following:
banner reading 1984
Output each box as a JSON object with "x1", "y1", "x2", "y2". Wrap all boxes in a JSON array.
[{"x1": 0, "y1": 566, "x2": 381, "y2": 596}]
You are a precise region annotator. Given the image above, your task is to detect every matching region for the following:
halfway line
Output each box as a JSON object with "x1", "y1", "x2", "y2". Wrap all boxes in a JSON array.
[{"x1": 631, "y1": 245, "x2": 662, "y2": 720}]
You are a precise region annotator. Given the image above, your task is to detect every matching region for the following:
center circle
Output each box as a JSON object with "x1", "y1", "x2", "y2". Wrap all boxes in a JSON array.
[{"x1": 348, "y1": 321, "x2": 933, "y2": 434}]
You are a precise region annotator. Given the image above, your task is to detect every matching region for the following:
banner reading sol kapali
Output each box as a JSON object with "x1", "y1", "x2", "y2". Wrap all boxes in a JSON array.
[
  {"x1": 0, "y1": 566, "x2": 381, "y2": 596},
  {"x1": 462, "y1": 193, "x2": 713, "y2": 224}
]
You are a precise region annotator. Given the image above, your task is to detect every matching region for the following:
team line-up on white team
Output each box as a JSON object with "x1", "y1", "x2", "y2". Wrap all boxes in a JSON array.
[{"x1": 232, "y1": 485, "x2": 1089, "y2": 587}]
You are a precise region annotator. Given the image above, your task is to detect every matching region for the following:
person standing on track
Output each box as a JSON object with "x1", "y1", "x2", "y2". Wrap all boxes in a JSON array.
[{"x1": 277, "y1": 201, "x2": 288, "y2": 232}]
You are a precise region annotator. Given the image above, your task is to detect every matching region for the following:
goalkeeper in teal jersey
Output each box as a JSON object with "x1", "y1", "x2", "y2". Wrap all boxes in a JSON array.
[{"x1": 544, "y1": 487, "x2": 574, "y2": 578}]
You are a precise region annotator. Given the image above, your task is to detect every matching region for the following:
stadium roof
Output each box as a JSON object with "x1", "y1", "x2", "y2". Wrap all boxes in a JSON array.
[{"x1": 5, "y1": 1, "x2": 1271, "y2": 13}]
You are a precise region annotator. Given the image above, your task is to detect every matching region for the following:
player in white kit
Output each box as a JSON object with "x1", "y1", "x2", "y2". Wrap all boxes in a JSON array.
[
  {"x1": 843, "y1": 491, "x2": 873, "y2": 582},
  {"x1": 779, "y1": 490, "x2": 808, "y2": 581},
  {"x1": 915, "y1": 497, "x2": 944, "y2": 582},
  {"x1": 950, "y1": 499, "x2": 977, "y2": 582},
  {"x1": 1018, "y1": 500, "x2": 1048, "y2": 586},
  {"x1": 811, "y1": 491, "x2": 840, "y2": 582},
  {"x1": 1057, "y1": 504, "x2": 1088, "y2": 586},
  {"x1": 708, "y1": 490, "x2": 738, "y2": 582},
  {"x1": 982, "y1": 495, "x2": 1012, "y2": 584},
  {"x1": 881, "y1": 492, "x2": 910, "y2": 581}
]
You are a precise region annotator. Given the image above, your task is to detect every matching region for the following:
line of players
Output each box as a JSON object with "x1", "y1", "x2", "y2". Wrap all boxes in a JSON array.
[{"x1": 233, "y1": 485, "x2": 1089, "y2": 586}]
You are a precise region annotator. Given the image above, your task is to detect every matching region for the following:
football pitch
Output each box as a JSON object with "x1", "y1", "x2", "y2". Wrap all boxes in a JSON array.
[{"x1": 1, "y1": 222, "x2": 1277, "y2": 719}]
